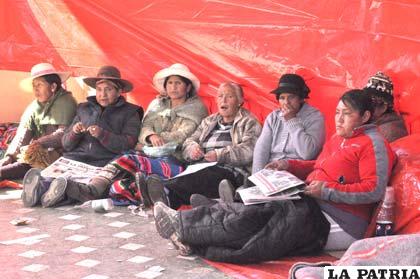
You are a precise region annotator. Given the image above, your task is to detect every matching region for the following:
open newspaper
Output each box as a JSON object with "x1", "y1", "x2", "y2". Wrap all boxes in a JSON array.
[
  {"x1": 40, "y1": 157, "x2": 103, "y2": 184},
  {"x1": 238, "y1": 169, "x2": 305, "y2": 205}
]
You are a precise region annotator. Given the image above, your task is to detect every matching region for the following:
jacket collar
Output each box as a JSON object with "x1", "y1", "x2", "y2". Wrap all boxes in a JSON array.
[
  {"x1": 350, "y1": 124, "x2": 376, "y2": 137},
  {"x1": 216, "y1": 107, "x2": 249, "y2": 125},
  {"x1": 87, "y1": 95, "x2": 126, "y2": 108}
]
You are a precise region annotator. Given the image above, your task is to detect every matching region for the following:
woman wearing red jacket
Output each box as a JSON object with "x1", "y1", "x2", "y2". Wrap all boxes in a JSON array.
[{"x1": 153, "y1": 89, "x2": 395, "y2": 263}]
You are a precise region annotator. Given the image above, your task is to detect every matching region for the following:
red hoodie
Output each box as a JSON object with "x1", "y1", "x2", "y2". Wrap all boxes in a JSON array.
[{"x1": 287, "y1": 124, "x2": 395, "y2": 235}]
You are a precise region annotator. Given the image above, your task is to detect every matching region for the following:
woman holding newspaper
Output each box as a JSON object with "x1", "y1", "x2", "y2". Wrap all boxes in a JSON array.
[
  {"x1": 153, "y1": 89, "x2": 395, "y2": 263},
  {"x1": 252, "y1": 73, "x2": 325, "y2": 173},
  {"x1": 219, "y1": 73, "x2": 326, "y2": 201}
]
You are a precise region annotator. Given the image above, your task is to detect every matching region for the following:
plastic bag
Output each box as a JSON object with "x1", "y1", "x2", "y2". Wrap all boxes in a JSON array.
[{"x1": 142, "y1": 142, "x2": 178, "y2": 157}]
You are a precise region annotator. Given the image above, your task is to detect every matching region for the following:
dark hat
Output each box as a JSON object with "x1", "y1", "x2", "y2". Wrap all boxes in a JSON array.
[
  {"x1": 365, "y1": 71, "x2": 393, "y2": 95},
  {"x1": 270, "y1": 73, "x2": 310, "y2": 99},
  {"x1": 83, "y1": 65, "x2": 133, "y2": 93}
]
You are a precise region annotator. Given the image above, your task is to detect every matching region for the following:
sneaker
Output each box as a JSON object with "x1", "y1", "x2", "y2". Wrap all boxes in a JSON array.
[
  {"x1": 41, "y1": 177, "x2": 67, "y2": 207},
  {"x1": 153, "y1": 202, "x2": 179, "y2": 238},
  {"x1": 21, "y1": 168, "x2": 46, "y2": 207},
  {"x1": 135, "y1": 172, "x2": 152, "y2": 207},
  {"x1": 147, "y1": 175, "x2": 168, "y2": 206},
  {"x1": 153, "y1": 202, "x2": 193, "y2": 255},
  {"x1": 65, "y1": 179, "x2": 95, "y2": 203},
  {"x1": 190, "y1": 194, "x2": 217, "y2": 208},
  {"x1": 218, "y1": 179, "x2": 235, "y2": 203}
]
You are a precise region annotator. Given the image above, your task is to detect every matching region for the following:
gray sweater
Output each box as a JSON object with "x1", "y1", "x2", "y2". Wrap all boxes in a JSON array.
[{"x1": 252, "y1": 103, "x2": 325, "y2": 173}]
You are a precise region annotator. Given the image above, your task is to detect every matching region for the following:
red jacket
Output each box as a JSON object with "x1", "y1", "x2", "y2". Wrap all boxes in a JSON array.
[{"x1": 287, "y1": 124, "x2": 395, "y2": 223}]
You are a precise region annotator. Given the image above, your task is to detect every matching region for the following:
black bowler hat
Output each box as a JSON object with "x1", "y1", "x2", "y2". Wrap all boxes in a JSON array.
[{"x1": 270, "y1": 73, "x2": 310, "y2": 99}]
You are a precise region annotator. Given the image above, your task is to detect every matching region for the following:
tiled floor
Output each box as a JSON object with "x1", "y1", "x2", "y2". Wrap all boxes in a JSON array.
[{"x1": 0, "y1": 188, "x2": 231, "y2": 279}]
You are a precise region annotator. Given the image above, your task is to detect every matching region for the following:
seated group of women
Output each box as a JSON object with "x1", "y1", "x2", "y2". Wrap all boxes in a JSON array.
[{"x1": 0, "y1": 62, "x2": 407, "y2": 263}]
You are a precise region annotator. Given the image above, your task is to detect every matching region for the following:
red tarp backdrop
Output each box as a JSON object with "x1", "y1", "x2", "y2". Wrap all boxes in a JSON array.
[
  {"x1": 1, "y1": 2, "x2": 420, "y2": 277},
  {"x1": 1, "y1": 0, "x2": 420, "y2": 137}
]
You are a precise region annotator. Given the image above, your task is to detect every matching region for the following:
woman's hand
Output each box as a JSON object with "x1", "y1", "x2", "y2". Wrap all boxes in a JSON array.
[
  {"x1": 87, "y1": 125, "x2": 103, "y2": 138},
  {"x1": 265, "y1": 160, "x2": 288, "y2": 171},
  {"x1": 73, "y1": 122, "x2": 86, "y2": 134},
  {"x1": 148, "y1": 134, "x2": 165, "y2": 147},
  {"x1": 204, "y1": 150, "x2": 217, "y2": 162},
  {"x1": 304, "y1": 180, "x2": 326, "y2": 199},
  {"x1": 134, "y1": 143, "x2": 144, "y2": 151},
  {"x1": 189, "y1": 145, "x2": 204, "y2": 161},
  {"x1": 281, "y1": 104, "x2": 299, "y2": 121}
]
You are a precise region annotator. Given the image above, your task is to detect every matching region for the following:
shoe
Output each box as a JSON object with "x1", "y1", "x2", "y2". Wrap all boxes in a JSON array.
[
  {"x1": 147, "y1": 174, "x2": 168, "y2": 206},
  {"x1": 190, "y1": 194, "x2": 217, "y2": 208},
  {"x1": 135, "y1": 172, "x2": 152, "y2": 207},
  {"x1": 41, "y1": 177, "x2": 67, "y2": 207},
  {"x1": 153, "y1": 202, "x2": 192, "y2": 255},
  {"x1": 65, "y1": 179, "x2": 96, "y2": 203},
  {"x1": 218, "y1": 179, "x2": 235, "y2": 203},
  {"x1": 21, "y1": 168, "x2": 47, "y2": 207}
]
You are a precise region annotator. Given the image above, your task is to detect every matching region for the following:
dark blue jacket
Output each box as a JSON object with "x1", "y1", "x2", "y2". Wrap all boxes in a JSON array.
[{"x1": 62, "y1": 96, "x2": 143, "y2": 166}]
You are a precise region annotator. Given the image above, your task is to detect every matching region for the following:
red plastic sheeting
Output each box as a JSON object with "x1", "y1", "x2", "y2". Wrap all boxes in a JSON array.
[
  {"x1": 390, "y1": 134, "x2": 420, "y2": 235},
  {"x1": 2, "y1": 0, "x2": 420, "y2": 136},
  {"x1": 205, "y1": 254, "x2": 337, "y2": 279}
]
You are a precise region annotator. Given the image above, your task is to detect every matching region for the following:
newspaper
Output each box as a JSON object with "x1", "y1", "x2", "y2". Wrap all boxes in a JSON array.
[
  {"x1": 248, "y1": 169, "x2": 305, "y2": 196},
  {"x1": 171, "y1": 162, "x2": 217, "y2": 179},
  {"x1": 40, "y1": 157, "x2": 103, "y2": 184},
  {"x1": 237, "y1": 185, "x2": 302, "y2": 205}
]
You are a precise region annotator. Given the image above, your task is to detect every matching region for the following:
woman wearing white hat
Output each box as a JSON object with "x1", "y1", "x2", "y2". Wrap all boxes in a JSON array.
[
  {"x1": 0, "y1": 62, "x2": 77, "y2": 181},
  {"x1": 41, "y1": 63, "x2": 208, "y2": 206}
]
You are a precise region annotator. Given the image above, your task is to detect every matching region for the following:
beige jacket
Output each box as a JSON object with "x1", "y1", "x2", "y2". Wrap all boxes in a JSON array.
[
  {"x1": 182, "y1": 108, "x2": 262, "y2": 173},
  {"x1": 139, "y1": 95, "x2": 208, "y2": 159}
]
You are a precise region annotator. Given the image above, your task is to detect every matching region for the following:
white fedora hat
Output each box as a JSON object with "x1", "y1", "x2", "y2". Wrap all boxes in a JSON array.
[
  {"x1": 20, "y1": 62, "x2": 71, "y2": 91},
  {"x1": 152, "y1": 63, "x2": 200, "y2": 95}
]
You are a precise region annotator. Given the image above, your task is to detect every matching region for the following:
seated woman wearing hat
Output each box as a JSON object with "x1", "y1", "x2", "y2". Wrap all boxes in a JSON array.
[
  {"x1": 252, "y1": 73, "x2": 325, "y2": 174},
  {"x1": 139, "y1": 82, "x2": 262, "y2": 209},
  {"x1": 0, "y1": 63, "x2": 77, "y2": 181},
  {"x1": 363, "y1": 71, "x2": 408, "y2": 142},
  {"x1": 21, "y1": 65, "x2": 143, "y2": 207},
  {"x1": 153, "y1": 89, "x2": 395, "y2": 262},
  {"x1": 46, "y1": 63, "x2": 208, "y2": 206}
]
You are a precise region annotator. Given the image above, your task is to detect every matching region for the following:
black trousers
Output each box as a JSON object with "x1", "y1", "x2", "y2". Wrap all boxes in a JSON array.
[
  {"x1": 178, "y1": 197, "x2": 330, "y2": 264},
  {"x1": 0, "y1": 162, "x2": 31, "y2": 180},
  {"x1": 164, "y1": 165, "x2": 240, "y2": 209}
]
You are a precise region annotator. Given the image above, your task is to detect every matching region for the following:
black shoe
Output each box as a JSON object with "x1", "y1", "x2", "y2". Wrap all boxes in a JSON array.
[
  {"x1": 218, "y1": 179, "x2": 235, "y2": 203},
  {"x1": 41, "y1": 177, "x2": 67, "y2": 208},
  {"x1": 147, "y1": 174, "x2": 168, "y2": 206},
  {"x1": 136, "y1": 172, "x2": 152, "y2": 207},
  {"x1": 65, "y1": 179, "x2": 96, "y2": 203},
  {"x1": 153, "y1": 202, "x2": 192, "y2": 255},
  {"x1": 21, "y1": 168, "x2": 47, "y2": 207},
  {"x1": 190, "y1": 194, "x2": 217, "y2": 208}
]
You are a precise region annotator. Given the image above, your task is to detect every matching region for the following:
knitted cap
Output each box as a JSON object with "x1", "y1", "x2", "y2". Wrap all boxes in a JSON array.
[{"x1": 365, "y1": 71, "x2": 393, "y2": 95}]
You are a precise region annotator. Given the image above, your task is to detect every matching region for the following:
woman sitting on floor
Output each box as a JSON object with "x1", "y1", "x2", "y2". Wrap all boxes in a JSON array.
[
  {"x1": 363, "y1": 71, "x2": 408, "y2": 142},
  {"x1": 252, "y1": 73, "x2": 325, "y2": 173},
  {"x1": 0, "y1": 63, "x2": 77, "y2": 181},
  {"x1": 139, "y1": 82, "x2": 262, "y2": 209},
  {"x1": 21, "y1": 65, "x2": 143, "y2": 207},
  {"x1": 43, "y1": 63, "x2": 208, "y2": 206},
  {"x1": 219, "y1": 73, "x2": 326, "y2": 201},
  {"x1": 152, "y1": 89, "x2": 395, "y2": 264}
]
